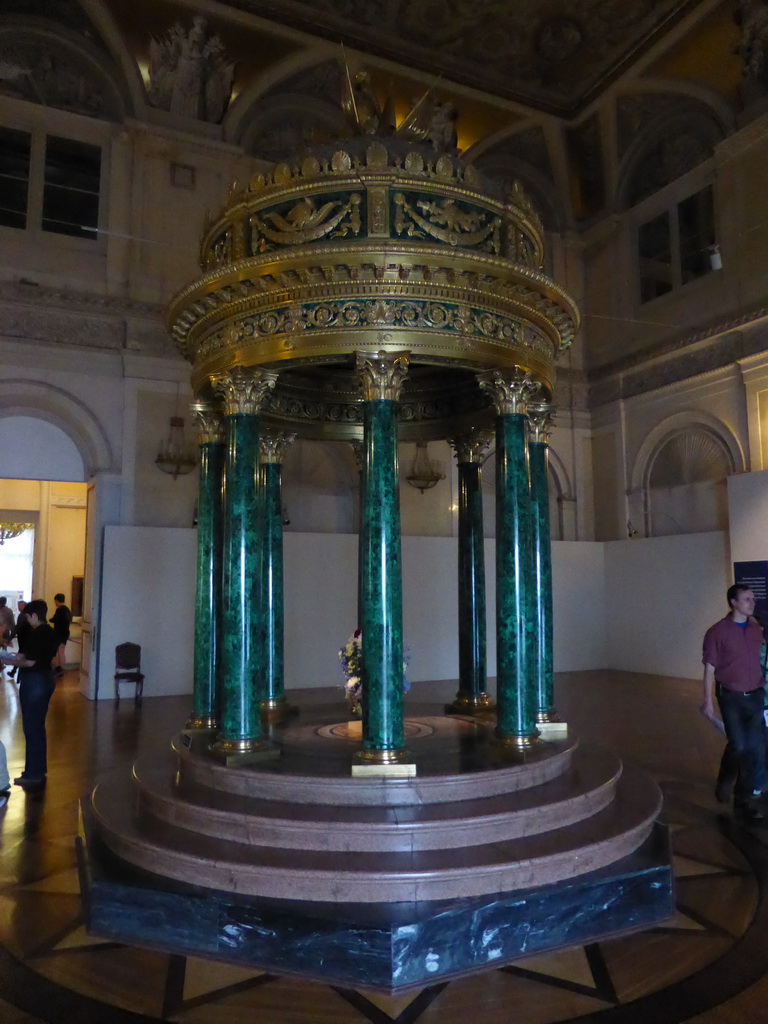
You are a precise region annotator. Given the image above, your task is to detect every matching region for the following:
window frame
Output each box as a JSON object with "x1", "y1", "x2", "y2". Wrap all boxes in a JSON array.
[
  {"x1": 0, "y1": 98, "x2": 110, "y2": 254},
  {"x1": 631, "y1": 160, "x2": 719, "y2": 309}
]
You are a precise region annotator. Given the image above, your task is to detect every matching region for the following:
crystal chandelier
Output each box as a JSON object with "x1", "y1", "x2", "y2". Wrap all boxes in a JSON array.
[
  {"x1": 155, "y1": 416, "x2": 197, "y2": 479},
  {"x1": 0, "y1": 523, "x2": 33, "y2": 545},
  {"x1": 405, "y1": 441, "x2": 445, "y2": 493}
]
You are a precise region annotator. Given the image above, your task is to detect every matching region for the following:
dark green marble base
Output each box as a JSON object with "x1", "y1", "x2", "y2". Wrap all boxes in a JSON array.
[{"x1": 79, "y1": 814, "x2": 674, "y2": 991}]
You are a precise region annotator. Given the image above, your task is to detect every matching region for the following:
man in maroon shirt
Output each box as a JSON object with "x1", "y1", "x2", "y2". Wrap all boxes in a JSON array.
[{"x1": 702, "y1": 584, "x2": 766, "y2": 821}]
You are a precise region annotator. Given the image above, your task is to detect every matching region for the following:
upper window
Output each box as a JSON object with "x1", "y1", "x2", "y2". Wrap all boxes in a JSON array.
[
  {"x1": 638, "y1": 185, "x2": 716, "y2": 304},
  {"x1": 0, "y1": 126, "x2": 101, "y2": 240}
]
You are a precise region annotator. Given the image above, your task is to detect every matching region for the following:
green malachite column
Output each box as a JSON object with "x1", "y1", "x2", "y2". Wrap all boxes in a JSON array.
[
  {"x1": 350, "y1": 440, "x2": 365, "y2": 632},
  {"x1": 209, "y1": 366, "x2": 277, "y2": 759},
  {"x1": 355, "y1": 350, "x2": 409, "y2": 764},
  {"x1": 479, "y1": 368, "x2": 541, "y2": 750},
  {"x1": 258, "y1": 431, "x2": 295, "y2": 722},
  {"x1": 447, "y1": 429, "x2": 494, "y2": 714},
  {"x1": 187, "y1": 402, "x2": 225, "y2": 730},
  {"x1": 528, "y1": 404, "x2": 557, "y2": 723}
]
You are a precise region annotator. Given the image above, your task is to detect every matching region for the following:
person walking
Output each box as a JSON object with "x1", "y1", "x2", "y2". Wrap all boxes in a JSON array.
[
  {"x1": 702, "y1": 583, "x2": 767, "y2": 822},
  {"x1": 7, "y1": 599, "x2": 29, "y2": 681},
  {"x1": 49, "y1": 593, "x2": 71, "y2": 678},
  {"x1": 4, "y1": 599, "x2": 59, "y2": 790},
  {"x1": 0, "y1": 597, "x2": 14, "y2": 647}
]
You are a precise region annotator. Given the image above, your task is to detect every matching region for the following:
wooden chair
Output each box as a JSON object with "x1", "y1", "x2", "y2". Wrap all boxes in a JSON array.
[{"x1": 114, "y1": 642, "x2": 144, "y2": 704}]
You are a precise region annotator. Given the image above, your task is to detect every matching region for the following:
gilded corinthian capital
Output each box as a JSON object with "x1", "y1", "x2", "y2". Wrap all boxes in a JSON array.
[
  {"x1": 259, "y1": 430, "x2": 296, "y2": 464},
  {"x1": 355, "y1": 349, "x2": 410, "y2": 401},
  {"x1": 190, "y1": 401, "x2": 225, "y2": 445},
  {"x1": 449, "y1": 428, "x2": 494, "y2": 465},
  {"x1": 210, "y1": 365, "x2": 278, "y2": 416},
  {"x1": 478, "y1": 367, "x2": 540, "y2": 416},
  {"x1": 527, "y1": 402, "x2": 556, "y2": 443}
]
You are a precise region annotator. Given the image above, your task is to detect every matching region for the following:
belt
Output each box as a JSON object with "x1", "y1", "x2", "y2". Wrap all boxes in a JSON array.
[{"x1": 716, "y1": 681, "x2": 764, "y2": 696}]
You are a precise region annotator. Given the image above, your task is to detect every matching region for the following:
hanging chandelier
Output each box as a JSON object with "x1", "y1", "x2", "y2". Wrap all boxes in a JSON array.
[
  {"x1": 0, "y1": 523, "x2": 33, "y2": 545},
  {"x1": 155, "y1": 416, "x2": 197, "y2": 479},
  {"x1": 405, "y1": 442, "x2": 445, "y2": 493}
]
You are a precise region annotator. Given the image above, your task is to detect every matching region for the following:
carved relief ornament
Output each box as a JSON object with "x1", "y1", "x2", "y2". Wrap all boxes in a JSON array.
[
  {"x1": 210, "y1": 366, "x2": 278, "y2": 416},
  {"x1": 355, "y1": 349, "x2": 410, "y2": 402},
  {"x1": 527, "y1": 402, "x2": 556, "y2": 443},
  {"x1": 478, "y1": 368, "x2": 541, "y2": 416},
  {"x1": 449, "y1": 428, "x2": 494, "y2": 464},
  {"x1": 259, "y1": 430, "x2": 296, "y2": 464},
  {"x1": 190, "y1": 401, "x2": 225, "y2": 444}
]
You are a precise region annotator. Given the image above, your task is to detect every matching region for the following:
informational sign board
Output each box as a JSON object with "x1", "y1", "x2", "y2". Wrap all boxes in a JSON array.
[{"x1": 734, "y1": 560, "x2": 768, "y2": 626}]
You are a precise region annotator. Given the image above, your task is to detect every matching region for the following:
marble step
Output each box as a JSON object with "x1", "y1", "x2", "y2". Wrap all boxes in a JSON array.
[
  {"x1": 132, "y1": 746, "x2": 622, "y2": 852},
  {"x1": 173, "y1": 730, "x2": 578, "y2": 806},
  {"x1": 90, "y1": 758, "x2": 661, "y2": 903}
]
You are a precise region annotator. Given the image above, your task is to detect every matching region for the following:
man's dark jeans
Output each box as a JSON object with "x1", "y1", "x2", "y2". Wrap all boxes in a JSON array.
[
  {"x1": 716, "y1": 684, "x2": 766, "y2": 799},
  {"x1": 18, "y1": 668, "x2": 55, "y2": 779}
]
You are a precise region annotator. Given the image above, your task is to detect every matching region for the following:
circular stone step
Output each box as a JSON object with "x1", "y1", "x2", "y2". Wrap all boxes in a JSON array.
[
  {"x1": 89, "y1": 749, "x2": 662, "y2": 902},
  {"x1": 132, "y1": 745, "x2": 622, "y2": 852}
]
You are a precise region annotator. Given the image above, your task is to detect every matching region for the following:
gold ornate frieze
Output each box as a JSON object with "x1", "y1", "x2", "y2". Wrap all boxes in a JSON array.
[
  {"x1": 356, "y1": 349, "x2": 410, "y2": 402},
  {"x1": 250, "y1": 194, "x2": 362, "y2": 253},
  {"x1": 190, "y1": 401, "x2": 225, "y2": 445},
  {"x1": 393, "y1": 193, "x2": 502, "y2": 254},
  {"x1": 449, "y1": 428, "x2": 494, "y2": 464},
  {"x1": 478, "y1": 367, "x2": 541, "y2": 416},
  {"x1": 210, "y1": 366, "x2": 278, "y2": 416},
  {"x1": 527, "y1": 402, "x2": 556, "y2": 443}
]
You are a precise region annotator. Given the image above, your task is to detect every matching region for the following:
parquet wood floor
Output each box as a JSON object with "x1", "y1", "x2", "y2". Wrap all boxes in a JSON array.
[{"x1": 0, "y1": 669, "x2": 767, "y2": 1023}]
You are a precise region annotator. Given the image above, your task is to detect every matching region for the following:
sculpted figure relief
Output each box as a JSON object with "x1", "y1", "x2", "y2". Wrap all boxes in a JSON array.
[
  {"x1": 148, "y1": 16, "x2": 235, "y2": 123},
  {"x1": 736, "y1": 0, "x2": 768, "y2": 93}
]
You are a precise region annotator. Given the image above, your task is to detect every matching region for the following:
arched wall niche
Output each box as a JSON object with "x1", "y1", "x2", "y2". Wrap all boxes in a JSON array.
[
  {"x1": 0, "y1": 380, "x2": 113, "y2": 480},
  {"x1": 613, "y1": 89, "x2": 730, "y2": 211},
  {"x1": 630, "y1": 411, "x2": 743, "y2": 538},
  {"x1": 228, "y1": 57, "x2": 348, "y2": 158}
]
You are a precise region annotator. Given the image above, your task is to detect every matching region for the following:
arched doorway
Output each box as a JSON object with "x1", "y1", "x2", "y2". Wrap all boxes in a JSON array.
[{"x1": 646, "y1": 427, "x2": 733, "y2": 536}]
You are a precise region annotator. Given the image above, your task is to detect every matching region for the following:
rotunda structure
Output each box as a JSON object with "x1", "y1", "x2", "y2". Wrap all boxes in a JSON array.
[{"x1": 81, "y1": 89, "x2": 673, "y2": 991}]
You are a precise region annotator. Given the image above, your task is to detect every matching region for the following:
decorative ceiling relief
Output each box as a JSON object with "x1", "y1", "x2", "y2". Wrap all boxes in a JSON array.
[
  {"x1": 148, "y1": 17, "x2": 236, "y2": 123},
  {"x1": 616, "y1": 93, "x2": 681, "y2": 158},
  {"x1": 736, "y1": 0, "x2": 768, "y2": 103},
  {"x1": 619, "y1": 99, "x2": 725, "y2": 206},
  {"x1": 223, "y1": 0, "x2": 708, "y2": 113},
  {"x1": 0, "y1": 26, "x2": 125, "y2": 119}
]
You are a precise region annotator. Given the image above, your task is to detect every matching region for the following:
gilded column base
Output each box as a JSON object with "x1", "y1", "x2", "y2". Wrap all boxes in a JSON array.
[
  {"x1": 353, "y1": 745, "x2": 413, "y2": 766},
  {"x1": 492, "y1": 730, "x2": 540, "y2": 761},
  {"x1": 185, "y1": 714, "x2": 219, "y2": 731},
  {"x1": 209, "y1": 735, "x2": 280, "y2": 766},
  {"x1": 445, "y1": 693, "x2": 496, "y2": 715},
  {"x1": 261, "y1": 697, "x2": 299, "y2": 725},
  {"x1": 536, "y1": 710, "x2": 558, "y2": 725}
]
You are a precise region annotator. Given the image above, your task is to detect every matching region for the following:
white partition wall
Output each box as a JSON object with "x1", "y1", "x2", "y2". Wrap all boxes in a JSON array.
[
  {"x1": 603, "y1": 532, "x2": 731, "y2": 680},
  {"x1": 97, "y1": 527, "x2": 613, "y2": 699},
  {"x1": 99, "y1": 526, "x2": 197, "y2": 699}
]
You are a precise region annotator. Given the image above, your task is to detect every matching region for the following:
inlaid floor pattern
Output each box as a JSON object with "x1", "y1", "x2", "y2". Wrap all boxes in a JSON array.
[{"x1": 1, "y1": 670, "x2": 768, "y2": 1023}]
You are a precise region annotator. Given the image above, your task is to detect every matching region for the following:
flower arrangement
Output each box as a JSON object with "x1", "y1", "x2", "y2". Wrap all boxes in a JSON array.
[
  {"x1": 338, "y1": 630, "x2": 410, "y2": 716},
  {"x1": 339, "y1": 629, "x2": 364, "y2": 715}
]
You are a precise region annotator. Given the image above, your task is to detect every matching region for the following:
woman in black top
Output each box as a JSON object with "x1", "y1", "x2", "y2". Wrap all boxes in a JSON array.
[{"x1": 6, "y1": 599, "x2": 59, "y2": 788}]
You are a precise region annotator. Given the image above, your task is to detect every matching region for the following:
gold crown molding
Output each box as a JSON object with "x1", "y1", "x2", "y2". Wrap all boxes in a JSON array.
[
  {"x1": 190, "y1": 401, "x2": 225, "y2": 444},
  {"x1": 355, "y1": 349, "x2": 410, "y2": 402},
  {"x1": 210, "y1": 366, "x2": 278, "y2": 416},
  {"x1": 479, "y1": 368, "x2": 541, "y2": 416},
  {"x1": 527, "y1": 402, "x2": 556, "y2": 443},
  {"x1": 169, "y1": 242, "x2": 578, "y2": 357},
  {"x1": 449, "y1": 428, "x2": 494, "y2": 464}
]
